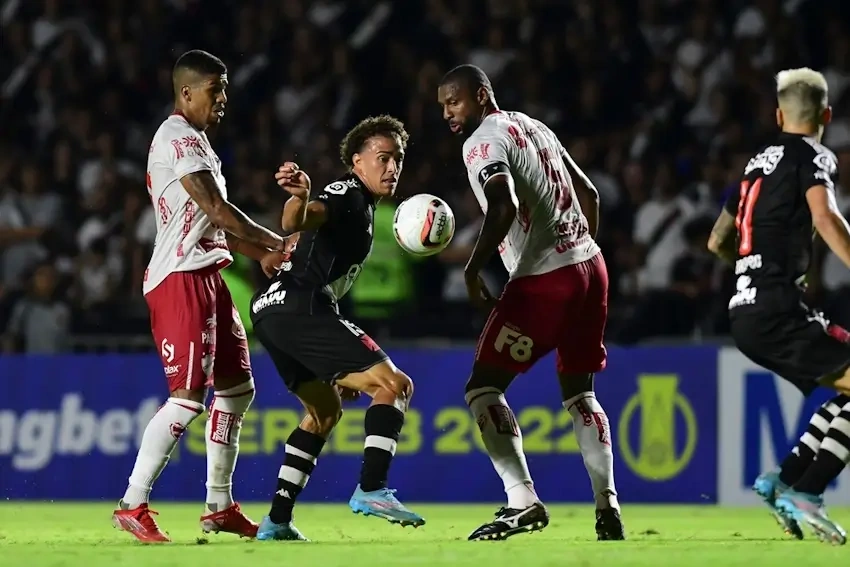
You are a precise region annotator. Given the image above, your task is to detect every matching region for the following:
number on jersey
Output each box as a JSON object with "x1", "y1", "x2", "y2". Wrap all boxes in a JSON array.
[{"x1": 735, "y1": 177, "x2": 763, "y2": 255}]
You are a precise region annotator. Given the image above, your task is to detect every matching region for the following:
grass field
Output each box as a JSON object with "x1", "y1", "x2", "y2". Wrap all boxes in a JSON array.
[{"x1": 2, "y1": 503, "x2": 849, "y2": 566}]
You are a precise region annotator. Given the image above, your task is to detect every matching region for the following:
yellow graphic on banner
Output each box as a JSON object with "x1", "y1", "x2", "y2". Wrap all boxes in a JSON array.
[{"x1": 619, "y1": 374, "x2": 697, "y2": 481}]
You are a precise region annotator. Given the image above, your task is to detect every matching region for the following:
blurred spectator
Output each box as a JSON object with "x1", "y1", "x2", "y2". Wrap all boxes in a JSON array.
[
  {"x1": 3, "y1": 0, "x2": 850, "y2": 352},
  {"x1": 3, "y1": 262, "x2": 70, "y2": 353}
]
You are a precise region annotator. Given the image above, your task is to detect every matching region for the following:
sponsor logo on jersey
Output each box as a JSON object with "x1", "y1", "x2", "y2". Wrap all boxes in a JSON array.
[{"x1": 744, "y1": 145, "x2": 785, "y2": 176}]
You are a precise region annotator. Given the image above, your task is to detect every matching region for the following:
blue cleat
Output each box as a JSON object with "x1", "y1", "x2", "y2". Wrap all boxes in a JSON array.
[
  {"x1": 349, "y1": 485, "x2": 426, "y2": 527},
  {"x1": 256, "y1": 516, "x2": 309, "y2": 541},
  {"x1": 776, "y1": 489, "x2": 846, "y2": 545},
  {"x1": 752, "y1": 471, "x2": 803, "y2": 539}
]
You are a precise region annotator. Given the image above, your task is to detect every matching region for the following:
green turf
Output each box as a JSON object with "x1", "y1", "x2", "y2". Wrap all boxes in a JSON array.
[{"x1": 1, "y1": 503, "x2": 849, "y2": 566}]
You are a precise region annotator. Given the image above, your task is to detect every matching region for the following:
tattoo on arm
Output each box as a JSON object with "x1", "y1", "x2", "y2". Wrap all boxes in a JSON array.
[
  {"x1": 708, "y1": 209, "x2": 737, "y2": 265},
  {"x1": 180, "y1": 171, "x2": 284, "y2": 250}
]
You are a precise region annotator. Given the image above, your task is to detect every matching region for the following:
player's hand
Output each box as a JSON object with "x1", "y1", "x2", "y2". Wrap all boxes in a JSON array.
[
  {"x1": 337, "y1": 385, "x2": 361, "y2": 402},
  {"x1": 260, "y1": 250, "x2": 287, "y2": 278},
  {"x1": 464, "y1": 269, "x2": 496, "y2": 312},
  {"x1": 275, "y1": 162, "x2": 311, "y2": 200}
]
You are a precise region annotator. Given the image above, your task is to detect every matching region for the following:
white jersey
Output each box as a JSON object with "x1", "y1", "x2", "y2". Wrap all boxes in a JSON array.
[
  {"x1": 143, "y1": 113, "x2": 232, "y2": 294},
  {"x1": 462, "y1": 111, "x2": 599, "y2": 279}
]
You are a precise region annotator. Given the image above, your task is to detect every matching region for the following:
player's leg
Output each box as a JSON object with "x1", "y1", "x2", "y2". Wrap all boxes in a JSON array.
[
  {"x1": 336, "y1": 357, "x2": 425, "y2": 527},
  {"x1": 754, "y1": 393, "x2": 844, "y2": 540},
  {"x1": 199, "y1": 277, "x2": 258, "y2": 537},
  {"x1": 113, "y1": 272, "x2": 212, "y2": 543},
  {"x1": 463, "y1": 275, "x2": 565, "y2": 541},
  {"x1": 776, "y1": 395, "x2": 850, "y2": 545},
  {"x1": 773, "y1": 320, "x2": 850, "y2": 543},
  {"x1": 259, "y1": 365, "x2": 342, "y2": 541},
  {"x1": 556, "y1": 253, "x2": 624, "y2": 541}
]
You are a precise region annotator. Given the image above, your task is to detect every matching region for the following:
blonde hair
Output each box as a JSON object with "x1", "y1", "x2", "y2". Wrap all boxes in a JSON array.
[{"x1": 776, "y1": 67, "x2": 829, "y2": 124}]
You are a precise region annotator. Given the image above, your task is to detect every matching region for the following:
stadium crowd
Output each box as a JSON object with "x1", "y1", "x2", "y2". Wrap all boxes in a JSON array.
[{"x1": 2, "y1": 0, "x2": 850, "y2": 352}]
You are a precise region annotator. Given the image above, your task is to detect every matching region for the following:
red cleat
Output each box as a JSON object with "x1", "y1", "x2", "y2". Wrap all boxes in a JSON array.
[
  {"x1": 112, "y1": 503, "x2": 171, "y2": 543},
  {"x1": 200, "y1": 502, "x2": 259, "y2": 538}
]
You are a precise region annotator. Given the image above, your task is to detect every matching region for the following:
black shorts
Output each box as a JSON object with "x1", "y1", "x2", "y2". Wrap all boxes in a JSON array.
[
  {"x1": 730, "y1": 295, "x2": 850, "y2": 396},
  {"x1": 252, "y1": 307, "x2": 388, "y2": 393}
]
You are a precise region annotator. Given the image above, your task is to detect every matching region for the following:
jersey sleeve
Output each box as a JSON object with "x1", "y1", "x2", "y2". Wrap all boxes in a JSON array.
[
  {"x1": 162, "y1": 122, "x2": 214, "y2": 179},
  {"x1": 800, "y1": 146, "x2": 838, "y2": 194},
  {"x1": 463, "y1": 131, "x2": 511, "y2": 188},
  {"x1": 313, "y1": 180, "x2": 351, "y2": 224}
]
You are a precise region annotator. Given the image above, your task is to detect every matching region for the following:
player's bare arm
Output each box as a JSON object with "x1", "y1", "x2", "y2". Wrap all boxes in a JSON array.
[
  {"x1": 807, "y1": 184, "x2": 850, "y2": 268},
  {"x1": 276, "y1": 162, "x2": 328, "y2": 232},
  {"x1": 707, "y1": 208, "x2": 738, "y2": 265},
  {"x1": 225, "y1": 234, "x2": 291, "y2": 278},
  {"x1": 180, "y1": 170, "x2": 285, "y2": 251},
  {"x1": 560, "y1": 148, "x2": 600, "y2": 238},
  {"x1": 465, "y1": 167, "x2": 518, "y2": 309}
]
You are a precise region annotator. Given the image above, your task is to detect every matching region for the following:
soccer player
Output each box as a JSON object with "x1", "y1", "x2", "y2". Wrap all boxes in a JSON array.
[
  {"x1": 111, "y1": 50, "x2": 289, "y2": 543},
  {"x1": 708, "y1": 67, "x2": 850, "y2": 545},
  {"x1": 437, "y1": 65, "x2": 624, "y2": 541},
  {"x1": 249, "y1": 115, "x2": 425, "y2": 541}
]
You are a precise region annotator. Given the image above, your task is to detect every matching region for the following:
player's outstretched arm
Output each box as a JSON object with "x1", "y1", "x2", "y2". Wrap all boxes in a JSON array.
[
  {"x1": 281, "y1": 198, "x2": 327, "y2": 233},
  {"x1": 560, "y1": 148, "x2": 600, "y2": 238},
  {"x1": 707, "y1": 208, "x2": 737, "y2": 265},
  {"x1": 181, "y1": 171, "x2": 286, "y2": 251},
  {"x1": 807, "y1": 184, "x2": 850, "y2": 268},
  {"x1": 466, "y1": 168, "x2": 518, "y2": 274},
  {"x1": 275, "y1": 162, "x2": 329, "y2": 233}
]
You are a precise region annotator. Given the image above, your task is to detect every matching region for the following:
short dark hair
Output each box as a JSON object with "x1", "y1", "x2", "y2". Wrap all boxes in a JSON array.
[
  {"x1": 439, "y1": 64, "x2": 493, "y2": 95},
  {"x1": 173, "y1": 49, "x2": 227, "y2": 78},
  {"x1": 339, "y1": 115, "x2": 409, "y2": 168}
]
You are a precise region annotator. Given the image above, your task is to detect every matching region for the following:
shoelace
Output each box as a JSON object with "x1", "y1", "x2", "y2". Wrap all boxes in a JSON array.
[{"x1": 136, "y1": 507, "x2": 162, "y2": 528}]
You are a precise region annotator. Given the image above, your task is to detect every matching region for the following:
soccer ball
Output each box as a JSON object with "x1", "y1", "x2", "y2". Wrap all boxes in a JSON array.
[{"x1": 393, "y1": 194, "x2": 456, "y2": 256}]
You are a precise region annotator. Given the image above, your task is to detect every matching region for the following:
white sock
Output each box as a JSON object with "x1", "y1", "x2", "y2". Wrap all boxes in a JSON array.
[
  {"x1": 466, "y1": 386, "x2": 539, "y2": 509},
  {"x1": 122, "y1": 397, "x2": 205, "y2": 507},
  {"x1": 205, "y1": 379, "x2": 255, "y2": 511},
  {"x1": 564, "y1": 392, "x2": 619, "y2": 510}
]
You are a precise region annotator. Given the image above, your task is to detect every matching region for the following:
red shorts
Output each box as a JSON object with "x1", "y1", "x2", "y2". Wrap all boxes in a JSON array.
[
  {"x1": 475, "y1": 252, "x2": 608, "y2": 375},
  {"x1": 146, "y1": 267, "x2": 252, "y2": 392}
]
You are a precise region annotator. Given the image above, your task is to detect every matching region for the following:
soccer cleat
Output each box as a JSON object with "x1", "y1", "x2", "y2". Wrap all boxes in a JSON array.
[
  {"x1": 256, "y1": 516, "x2": 309, "y2": 541},
  {"x1": 776, "y1": 489, "x2": 846, "y2": 545},
  {"x1": 349, "y1": 485, "x2": 426, "y2": 527},
  {"x1": 595, "y1": 508, "x2": 626, "y2": 540},
  {"x1": 199, "y1": 502, "x2": 259, "y2": 538},
  {"x1": 468, "y1": 502, "x2": 549, "y2": 541},
  {"x1": 112, "y1": 502, "x2": 171, "y2": 543},
  {"x1": 752, "y1": 471, "x2": 803, "y2": 539}
]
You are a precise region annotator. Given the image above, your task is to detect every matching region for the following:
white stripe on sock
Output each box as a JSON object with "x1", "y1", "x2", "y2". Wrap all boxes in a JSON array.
[
  {"x1": 365, "y1": 435, "x2": 397, "y2": 455},
  {"x1": 278, "y1": 465, "x2": 310, "y2": 487},
  {"x1": 822, "y1": 437, "x2": 850, "y2": 463},
  {"x1": 811, "y1": 413, "x2": 832, "y2": 433},
  {"x1": 801, "y1": 431, "x2": 821, "y2": 452},
  {"x1": 285, "y1": 444, "x2": 318, "y2": 464}
]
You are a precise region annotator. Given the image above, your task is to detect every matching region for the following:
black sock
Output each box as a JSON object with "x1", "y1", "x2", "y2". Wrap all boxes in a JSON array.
[
  {"x1": 793, "y1": 405, "x2": 850, "y2": 496},
  {"x1": 269, "y1": 427, "x2": 326, "y2": 524},
  {"x1": 778, "y1": 395, "x2": 847, "y2": 486},
  {"x1": 359, "y1": 404, "x2": 404, "y2": 492}
]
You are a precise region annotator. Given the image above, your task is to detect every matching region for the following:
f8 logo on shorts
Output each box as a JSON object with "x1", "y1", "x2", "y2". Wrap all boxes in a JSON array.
[{"x1": 494, "y1": 325, "x2": 534, "y2": 362}]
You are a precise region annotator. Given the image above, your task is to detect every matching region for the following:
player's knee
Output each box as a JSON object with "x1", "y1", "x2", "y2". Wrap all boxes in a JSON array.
[
  {"x1": 465, "y1": 362, "x2": 514, "y2": 394},
  {"x1": 557, "y1": 372, "x2": 595, "y2": 401},
  {"x1": 384, "y1": 370, "x2": 413, "y2": 401},
  {"x1": 169, "y1": 387, "x2": 206, "y2": 405},
  {"x1": 303, "y1": 402, "x2": 343, "y2": 437}
]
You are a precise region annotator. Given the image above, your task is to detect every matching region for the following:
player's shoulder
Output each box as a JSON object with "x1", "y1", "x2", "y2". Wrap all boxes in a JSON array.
[
  {"x1": 154, "y1": 114, "x2": 196, "y2": 140},
  {"x1": 319, "y1": 172, "x2": 364, "y2": 198},
  {"x1": 798, "y1": 136, "x2": 838, "y2": 170}
]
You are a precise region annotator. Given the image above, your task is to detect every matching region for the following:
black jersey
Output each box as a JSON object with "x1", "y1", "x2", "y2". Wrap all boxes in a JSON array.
[
  {"x1": 251, "y1": 172, "x2": 375, "y2": 316},
  {"x1": 724, "y1": 133, "x2": 838, "y2": 310}
]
